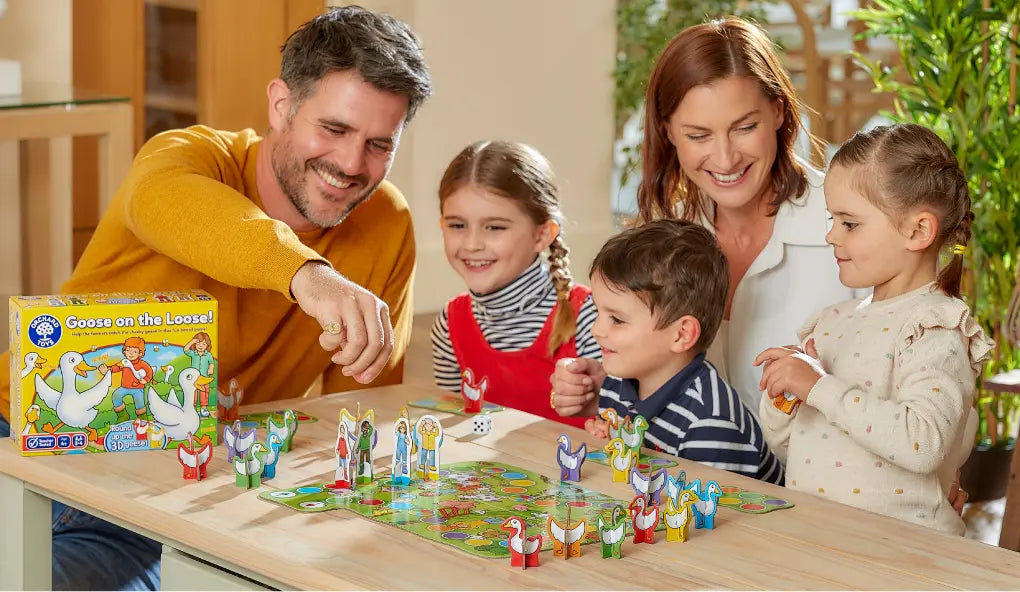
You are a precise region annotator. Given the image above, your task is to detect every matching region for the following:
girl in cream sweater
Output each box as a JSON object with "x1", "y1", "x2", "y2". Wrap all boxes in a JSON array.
[{"x1": 754, "y1": 124, "x2": 993, "y2": 535}]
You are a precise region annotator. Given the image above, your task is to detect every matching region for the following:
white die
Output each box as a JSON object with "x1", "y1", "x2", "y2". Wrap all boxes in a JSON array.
[{"x1": 471, "y1": 415, "x2": 492, "y2": 435}]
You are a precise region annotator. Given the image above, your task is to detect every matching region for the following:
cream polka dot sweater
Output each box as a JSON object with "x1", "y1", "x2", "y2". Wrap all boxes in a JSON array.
[{"x1": 760, "y1": 282, "x2": 993, "y2": 535}]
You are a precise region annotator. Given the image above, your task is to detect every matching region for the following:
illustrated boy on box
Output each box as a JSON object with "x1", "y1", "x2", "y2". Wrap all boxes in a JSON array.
[{"x1": 99, "y1": 337, "x2": 153, "y2": 423}]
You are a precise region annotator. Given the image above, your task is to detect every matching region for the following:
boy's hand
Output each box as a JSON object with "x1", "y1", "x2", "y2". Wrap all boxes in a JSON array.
[
  {"x1": 549, "y1": 357, "x2": 605, "y2": 416},
  {"x1": 753, "y1": 343, "x2": 825, "y2": 401},
  {"x1": 584, "y1": 418, "x2": 609, "y2": 439}
]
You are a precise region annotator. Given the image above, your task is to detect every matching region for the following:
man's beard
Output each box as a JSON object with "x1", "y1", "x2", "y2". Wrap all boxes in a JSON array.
[{"x1": 271, "y1": 137, "x2": 376, "y2": 228}]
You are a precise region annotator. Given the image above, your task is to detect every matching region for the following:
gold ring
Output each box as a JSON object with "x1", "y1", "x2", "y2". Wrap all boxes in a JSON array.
[
  {"x1": 323, "y1": 321, "x2": 342, "y2": 335},
  {"x1": 550, "y1": 390, "x2": 557, "y2": 410}
]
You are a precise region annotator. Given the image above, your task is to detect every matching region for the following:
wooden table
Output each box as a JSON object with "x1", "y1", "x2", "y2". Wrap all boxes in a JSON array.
[{"x1": 2, "y1": 384, "x2": 1020, "y2": 590}]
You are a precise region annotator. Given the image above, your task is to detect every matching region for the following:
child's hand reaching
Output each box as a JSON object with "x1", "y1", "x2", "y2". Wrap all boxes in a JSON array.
[
  {"x1": 549, "y1": 357, "x2": 605, "y2": 417},
  {"x1": 753, "y1": 339, "x2": 825, "y2": 402},
  {"x1": 584, "y1": 418, "x2": 609, "y2": 439}
]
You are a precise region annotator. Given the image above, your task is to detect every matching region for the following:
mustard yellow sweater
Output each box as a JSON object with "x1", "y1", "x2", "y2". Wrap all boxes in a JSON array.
[{"x1": 1, "y1": 126, "x2": 415, "y2": 420}]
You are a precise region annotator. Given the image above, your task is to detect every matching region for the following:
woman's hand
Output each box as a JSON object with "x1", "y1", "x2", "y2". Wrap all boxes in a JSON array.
[{"x1": 549, "y1": 357, "x2": 605, "y2": 417}]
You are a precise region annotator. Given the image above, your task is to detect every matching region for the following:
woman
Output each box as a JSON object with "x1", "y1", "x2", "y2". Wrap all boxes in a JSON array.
[
  {"x1": 635, "y1": 17, "x2": 863, "y2": 412},
  {"x1": 552, "y1": 18, "x2": 858, "y2": 414}
]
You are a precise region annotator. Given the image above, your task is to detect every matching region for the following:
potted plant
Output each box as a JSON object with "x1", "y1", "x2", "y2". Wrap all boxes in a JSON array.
[{"x1": 855, "y1": 0, "x2": 1020, "y2": 501}]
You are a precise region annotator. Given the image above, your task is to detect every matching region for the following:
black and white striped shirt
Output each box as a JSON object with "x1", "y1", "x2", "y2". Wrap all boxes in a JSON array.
[
  {"x1": 600, "y1": 354, "x2": 785, "y2": 485},
  {"x1": 431, "y1": 258, "x2": 601, "y2": 392}
]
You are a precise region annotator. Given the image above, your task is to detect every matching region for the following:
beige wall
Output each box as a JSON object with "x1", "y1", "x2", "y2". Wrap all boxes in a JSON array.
[
  {"x1": 0, "y1": 0, "x2": 71, "y2": 339},
  {"x1": 340, "y1": 0, "x2": 617, "y2": 313},
  {"x1": 0, "y1": 0, "x2": 72, "y2": 91}
]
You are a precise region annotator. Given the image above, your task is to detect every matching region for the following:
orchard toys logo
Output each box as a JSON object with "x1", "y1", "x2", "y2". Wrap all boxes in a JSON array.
[{"x1": 28, "y1": 314, "x2": 63, "y2": 348}]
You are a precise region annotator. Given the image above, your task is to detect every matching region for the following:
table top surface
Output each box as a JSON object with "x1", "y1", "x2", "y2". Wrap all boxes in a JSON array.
[{"x1": 3, "y1": 383, "x2": 1019, "y2": 590}]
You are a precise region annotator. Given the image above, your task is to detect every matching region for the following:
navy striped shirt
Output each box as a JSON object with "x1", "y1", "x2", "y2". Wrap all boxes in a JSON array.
[
  {"x1": 432, "y1": 258, "x2": 601, "y2": 392},
  {"x1": 600, "y1": 354, "x2": 785, "y2": 485}
]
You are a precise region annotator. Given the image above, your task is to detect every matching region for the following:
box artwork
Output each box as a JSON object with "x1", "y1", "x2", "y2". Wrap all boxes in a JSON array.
[{"x1": 9, "y1": 291, "x2": 218, "y2": 456}]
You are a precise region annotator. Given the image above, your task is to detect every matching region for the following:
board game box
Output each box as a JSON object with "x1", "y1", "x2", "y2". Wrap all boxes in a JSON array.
[{"x1": 9, "y1": 290, "x2": 218, "y2": 455}]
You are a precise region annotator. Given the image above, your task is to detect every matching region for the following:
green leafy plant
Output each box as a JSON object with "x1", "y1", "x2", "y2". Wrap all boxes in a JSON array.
[
  {"x1": 614, "y1": 0, "x2": 769, "y2": 188},
  {"x1": 855, "y1": 0, "x2": 1020, "y2": 450}
]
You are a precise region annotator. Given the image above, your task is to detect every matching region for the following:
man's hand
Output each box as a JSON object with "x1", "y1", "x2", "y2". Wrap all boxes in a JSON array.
[
  {"x1": 549, "y1": 357, "x2": 606, "y2": 417},
  {"x1": 291, "y1": 261, "x2": 393, "y2": 384}
]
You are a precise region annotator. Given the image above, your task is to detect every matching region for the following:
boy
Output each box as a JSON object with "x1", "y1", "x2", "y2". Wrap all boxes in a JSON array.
[
  {"x1": 100, "y1": 336, "x2": 153, "y2": 423},
  {"x1": 551, "y1": 220, "x2": 784, "y2": 484}
]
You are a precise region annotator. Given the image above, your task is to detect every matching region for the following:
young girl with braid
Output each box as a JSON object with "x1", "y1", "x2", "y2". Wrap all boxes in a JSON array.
[
  {"x1": 754, "y1": 124, "x2": 993, "y2": 534},
  {"x1": 431, "y1": 141, "x2": 600, "y2": 428}
]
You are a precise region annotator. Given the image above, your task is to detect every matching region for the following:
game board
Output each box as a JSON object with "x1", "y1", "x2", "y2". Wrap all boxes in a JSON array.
[
  {"x1": 408, "y1": 396, "x2": 504, "y2": 417},
  {"x1": 717, "y1": 486, "x2": 794, "y2": 513},
  {"x1": 260, "y1": 461, "x2": 649, "y2": 558},
  {"x1": 586, "y1": 449, "x2": 678, "y2": 469},
  {"x1": 231, "y1": 409, "x2": 318, "y2": 430}
]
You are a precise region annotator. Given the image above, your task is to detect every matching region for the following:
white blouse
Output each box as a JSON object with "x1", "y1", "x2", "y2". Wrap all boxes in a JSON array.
[{"x1": 702, "y1": 162, "x2": 869, "y2": 415}]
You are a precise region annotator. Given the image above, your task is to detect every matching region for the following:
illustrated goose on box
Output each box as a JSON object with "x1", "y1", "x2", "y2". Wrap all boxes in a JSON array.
[
  {"x1": 162, "y1": 364, "x2": 175, "y2": 383},
  {"x1": 147, "y1": 423, "x2": 167, "y2": 449},
  {"x1": 22, "y1": 404, "x2": 41, "y2": 436},
  {"x1": 501, "y1": 516, "x2": 542, "y2": 568},
  {"x1": 146, "y1": 367, "x2": 212, "y2": 442},
  {"x1": 20, "y1": 352, "x2": 46, "y2": 379},
  {"x1": 36, "y1": 351, "x2": 112, "y2": 441},
  {"x1": 132, "y1": 418, "x2": 150, "y2": 441}
]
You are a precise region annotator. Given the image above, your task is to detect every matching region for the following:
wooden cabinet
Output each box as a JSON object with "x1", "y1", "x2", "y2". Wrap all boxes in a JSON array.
[{"x1": 70, "y1": 0, "x2": 324, "y2": 263}]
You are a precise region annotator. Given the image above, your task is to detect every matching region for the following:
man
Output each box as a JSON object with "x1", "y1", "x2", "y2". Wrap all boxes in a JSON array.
[{"x1": 0, "y1": 6, "x2": 430, "y2": 589}]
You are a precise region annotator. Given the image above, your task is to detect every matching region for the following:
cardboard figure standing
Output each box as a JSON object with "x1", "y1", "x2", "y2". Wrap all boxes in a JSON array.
[
  {"x1": 460, "y1": 368, "x2": 488, "y2": 414},
  {"x1": 414, "y1": 414, "x2": 443, "y2": 481},
  {"x1": 392, "y1": 416, "x2": 412, "y2": 485},
  {"x1": 332, "y1": 421, "x2": 352, "y2": 488},
  {"x1": 355, "y1": 410, "x2": 377, "y2": 486}
]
